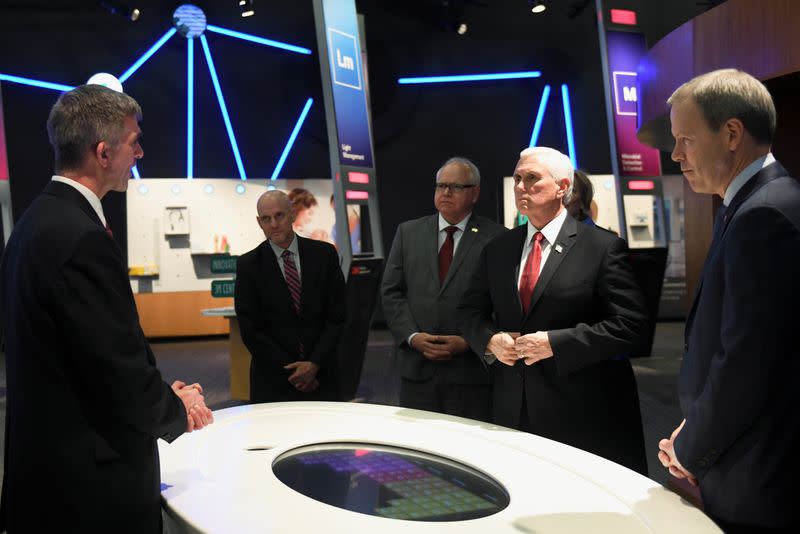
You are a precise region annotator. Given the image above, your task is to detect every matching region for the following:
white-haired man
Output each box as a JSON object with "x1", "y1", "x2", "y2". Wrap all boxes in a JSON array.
[{"x1": 459, "y1": 147, "x2": 649, "y2": 474}]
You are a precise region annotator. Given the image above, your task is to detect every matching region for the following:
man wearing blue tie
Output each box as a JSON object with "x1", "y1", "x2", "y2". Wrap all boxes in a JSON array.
[{"x1": 658, "y1": 69, "x2": 800, "y2": 533}]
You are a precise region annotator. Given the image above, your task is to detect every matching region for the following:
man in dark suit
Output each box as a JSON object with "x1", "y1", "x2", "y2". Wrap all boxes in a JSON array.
[
  {"x1": 458, "y1": 147, "x2": 649, "y2": 474},
  {"x1": 382, "y1": 157, "x2": 505, "y2": 421},
  {"x1": 658, "y1": 69, "x2": 799, "y2": 533},
  {"x1": 235, "y1": 190, "x2": 345, "y2": 403},
  {"x1": 0, "y1": 85, "x2": 213, "y2": 533}
]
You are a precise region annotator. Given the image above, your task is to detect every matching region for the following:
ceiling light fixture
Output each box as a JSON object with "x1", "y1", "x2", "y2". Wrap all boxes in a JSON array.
[
  {"x1": 529, "y1": 0, "x2": 546, "y2": 14},
  {"x1": 239, "y1": 0, "x2": 255, "y2": 18}
]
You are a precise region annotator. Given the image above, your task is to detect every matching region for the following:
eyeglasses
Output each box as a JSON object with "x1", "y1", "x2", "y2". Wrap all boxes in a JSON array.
[{"x1": 435, "y1": 183, "x2": 477, "y2": 193}]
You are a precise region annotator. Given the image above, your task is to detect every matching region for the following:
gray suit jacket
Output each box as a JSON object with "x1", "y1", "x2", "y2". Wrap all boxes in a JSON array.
[{"x1": 381, "y1": 213, "x2": 506, "y2": 383}]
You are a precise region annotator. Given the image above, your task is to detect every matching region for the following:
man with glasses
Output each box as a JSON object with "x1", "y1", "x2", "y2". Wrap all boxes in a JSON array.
[
  {"x1": 235, "y1": 190, "x2": 346, "y2": 403},
  {"x1": 382, "y1": 157, "x2": 505, "y2": 421}
]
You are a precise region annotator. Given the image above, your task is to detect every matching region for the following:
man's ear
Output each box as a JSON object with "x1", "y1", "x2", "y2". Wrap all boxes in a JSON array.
[
  {"x1": 724, "y1": 118, "x2": 745, "y2": 151},
  {"x1": 96, "y1": 141, "x2": 110, "y2": 167},
  {"x1": 557, "y1": 177, "x2": 571, "y2": 197}
]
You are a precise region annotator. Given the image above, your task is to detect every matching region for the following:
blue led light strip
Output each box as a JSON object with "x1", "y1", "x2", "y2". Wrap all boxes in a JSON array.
[
  {"x1": 270, "y1": 98, "x2": 313, "y2": 181},
  {"x1": 119, "y1": 28, "x2": 177, "y2": 83},
  {"x1": 398, "y1": 71, "x2": 541, "y2": 84},
  {"x1": 561, "y1": 84, "x2": 578, "y2": 168},
  {"x1": 0, "y1": 74, "x2": 74, "y2": 92},
  {"x1": 528, "y1": 84, "x2": 551, "y2": 147},
  {"x1": 187, "y1": 38, "x2": 194, "y2": 179},
  {"x1": 200, "y1": 35, "x2": 247, "y2": 180},
  {"x1": 206, "y1": 25, "x2": 312, "y2": 55},
  {"x1": 132, "y1": 166, "x2": 141, "y2": 179}
]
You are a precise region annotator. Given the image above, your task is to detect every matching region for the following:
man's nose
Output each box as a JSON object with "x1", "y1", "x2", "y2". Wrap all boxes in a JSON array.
[{"x1": 671, "y1": 144, "x2": 682, "y2": 162}]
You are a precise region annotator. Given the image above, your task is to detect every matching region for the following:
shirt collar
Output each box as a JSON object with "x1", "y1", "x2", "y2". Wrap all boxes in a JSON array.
[
  {"x1": 438, "y1": 212, "x2": 471, "y2": 233},
  {"x1": 51, "y1": 175, "x2": 106, "y2": 227},
  {"x1": 269, "y1": 233, "x2": 299, "y2": 258},
  {"x1": 526, "y1": 208, "x2": 568, "y2": 247},
  {"x1": 723, "y1": 152, "x2": 775, "y2": 207}
]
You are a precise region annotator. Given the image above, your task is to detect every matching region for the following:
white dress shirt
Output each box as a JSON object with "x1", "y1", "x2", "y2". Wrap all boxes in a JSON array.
[
  {"x1": 437, "y1": 212, "x2": 471, "y2": 254},
  {"x1": 723, "y1": 152, "x2": 775, "y2": 207}
]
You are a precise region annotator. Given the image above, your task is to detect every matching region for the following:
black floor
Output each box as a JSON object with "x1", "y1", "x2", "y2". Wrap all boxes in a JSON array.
[{"x1": 0, "y1": 321, "x2": 685, "y2": 487}]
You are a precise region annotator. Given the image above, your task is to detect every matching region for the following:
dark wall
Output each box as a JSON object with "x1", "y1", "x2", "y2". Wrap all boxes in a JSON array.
[{"x1": 0, "y1": 0, "x2": 707, "y2": 254}]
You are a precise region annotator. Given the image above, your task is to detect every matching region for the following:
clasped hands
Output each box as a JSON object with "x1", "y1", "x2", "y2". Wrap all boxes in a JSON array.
[
  {"x1": 658, "y1": 419, "x2": 698, "y2": 486},
  {"x1": 171, "y1": 381, "x2": 214, "y2": 433},
  {"x1": 285, "y1": 361, "x2": 320, "y2": 393},
  {"x1": 410, "y1": 333, "x2": 469, "y2": 361},
  {"x1": 487, "y1": 331, "x2": 553, "y2": 366}
]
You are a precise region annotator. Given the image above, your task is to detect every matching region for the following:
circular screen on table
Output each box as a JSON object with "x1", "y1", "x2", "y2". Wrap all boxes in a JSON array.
[{"x1": 272, "y1": 442, "x2": 509, "y2": 521}]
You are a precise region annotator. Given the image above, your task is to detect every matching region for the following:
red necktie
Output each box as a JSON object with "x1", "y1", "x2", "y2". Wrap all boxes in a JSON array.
[
  {"x1": 282, "y1": 249, "x2": 304, "y2": 357},
  {"x1": 438, "y1": 226, "x2": 458, "y2": 285},
  {"x1": 105, "y1": 223, "x2": 113, "y2": 238},
  {"x1": 519, "y1": 232, "x2": 544, "y2": 314}
]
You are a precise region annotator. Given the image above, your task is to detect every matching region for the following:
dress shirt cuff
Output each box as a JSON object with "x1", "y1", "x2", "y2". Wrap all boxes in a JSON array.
[{"x1": 407, "y1": 332, "x2": 419, "y2": 347}]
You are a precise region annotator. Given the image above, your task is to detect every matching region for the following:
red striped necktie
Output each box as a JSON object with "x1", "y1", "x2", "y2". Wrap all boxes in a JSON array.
[
  {"x1": 518, "y1": 231, "x2": 543, "y2": 314},
  {"x1": 281, "y1": 249, "x2": 302, "y2": 314}
]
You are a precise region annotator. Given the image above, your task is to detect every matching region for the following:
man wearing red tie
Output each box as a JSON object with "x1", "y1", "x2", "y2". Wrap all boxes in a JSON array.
[
  {"x1": 235, "y1": 190, "x2": 345, "y2": 402},
  {"x1": 382, "y1": 158, "x2": 505, "y2": 421},
  {"x1": 459, "y1": 147, "x2": 649, "y2": 474}
]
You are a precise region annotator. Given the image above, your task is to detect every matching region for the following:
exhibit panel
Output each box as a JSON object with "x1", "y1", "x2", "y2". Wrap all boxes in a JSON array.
[{"x1": 160, "y1": 403, "x2": 719, "y2": 534}]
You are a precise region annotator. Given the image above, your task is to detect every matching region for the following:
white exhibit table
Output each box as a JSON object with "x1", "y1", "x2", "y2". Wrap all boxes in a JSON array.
[{"x1": 159, "y1": 402, "x2": 719, "y2": 533}]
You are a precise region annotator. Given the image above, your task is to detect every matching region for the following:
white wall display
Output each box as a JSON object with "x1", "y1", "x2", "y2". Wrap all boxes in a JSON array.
[{"x1": 126, "y1": 178, "x2": 336, "y2": 293}]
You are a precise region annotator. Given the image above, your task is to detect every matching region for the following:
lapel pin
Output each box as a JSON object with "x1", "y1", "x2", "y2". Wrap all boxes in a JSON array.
[
  {"x1": 471, "y1": 227, "x2": 479, "y2": 233},
  {"x1": 554, "y1": 243, "x2": 563, "y2": 253}
]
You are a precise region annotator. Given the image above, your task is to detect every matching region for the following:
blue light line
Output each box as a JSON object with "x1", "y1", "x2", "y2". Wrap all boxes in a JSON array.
[
  {"x1": 528, "y1": 84, "x2": 551, "y2": 148},
  {"x1": 270, "y1": 98, "x2": 313, "y2": 181},
  {"x1": 119, "y1": 28, "x2": 177, "y2": 83},
  {"x1": 206, "y1": 25, "x2": 312, "y2": 55},
  {"x1": 398, "y1": 71, "x2": 541, "y2": 84},
  {"x1": 200, "y1": 35, "x2": 247, "y2": 180},
  {"x1": 561, "y1": 84, "x2": 578, "y2": 168},
  {"x1": 132, "y1": 166, "x2": 141, "y2": 179},
  {"x1": 187, "y1": 38, "x2": 194, "y2": 179},
  {"x1": 0, "y1": 73, "x2": 74, "y2": 92}
]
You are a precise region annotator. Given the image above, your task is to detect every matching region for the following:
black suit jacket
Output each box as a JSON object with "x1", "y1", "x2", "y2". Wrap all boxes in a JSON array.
[
  {"x1": 675, "y1": 161, "x2": 800, "y2": 527},
  {"x1": 381, "y1": 214, "x2": 506, "y2": 384},
  {"x1": 0, "y1": 181, "x2": 186, "y2": 533},
  {"x1": 234, "y1": 236, "x2": 345, "y2": 402},
  {"x1": 459, "y1": 214, "x2": 649, "y2": 473}
]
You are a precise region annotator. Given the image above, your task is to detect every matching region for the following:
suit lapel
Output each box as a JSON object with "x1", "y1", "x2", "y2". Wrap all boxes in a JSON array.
[
  {"x1": 425, "y1": 215, "x2": 441, "y2": 290},
  {"x1": 685, "y1": 161, "x2": 788, "y2": 339},
  {"x1": 439, "y1": 214, "x2": 478, "y2": 293},
  {"x1": 296, "y1": 236, "x2": 315, "y2": 317},
  {"x1": 522, "y1": 215, "x2": 578, "y2": 322}
]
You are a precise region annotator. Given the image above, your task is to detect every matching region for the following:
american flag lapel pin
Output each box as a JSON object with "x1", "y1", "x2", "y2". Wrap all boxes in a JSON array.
[{"x1": 554, "y1": 243, "x2": 563, "y2": 253}]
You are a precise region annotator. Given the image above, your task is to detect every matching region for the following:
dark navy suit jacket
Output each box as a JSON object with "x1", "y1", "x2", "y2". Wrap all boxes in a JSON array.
[{"x1": 675, "y1": 160, "x2": 800, "y2": 527}]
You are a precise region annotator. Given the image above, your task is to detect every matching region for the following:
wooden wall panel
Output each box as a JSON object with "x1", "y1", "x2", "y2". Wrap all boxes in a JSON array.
[{"x1": 134, "y1": 291, "x2": 233, "y2": 338}]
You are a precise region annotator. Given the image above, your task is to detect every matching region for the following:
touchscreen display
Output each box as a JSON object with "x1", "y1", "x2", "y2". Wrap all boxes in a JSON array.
[{"x1": 272, "y1": 442, "x2": 509, "y2": 521}]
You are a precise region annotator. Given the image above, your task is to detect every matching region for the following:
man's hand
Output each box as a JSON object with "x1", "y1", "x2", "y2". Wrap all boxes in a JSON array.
[
  {"x1": 172, "y1": 380, "x2": 214, "y2": 432},
  {"x1": 658, "y1": 419, "x2": 698, "y2": 486},
  {"x1": 487, "y1": 332, "x2": 518, "y2": 366},
  {"x1": 284, "y1": 361, "x2": 319, "y2": 391},
  {"x1": 410, "y1": 333, "x2": 453, "y2": 361},
  {"x1": 515, "y1": 331, "x2": 553, "y2": 366}
]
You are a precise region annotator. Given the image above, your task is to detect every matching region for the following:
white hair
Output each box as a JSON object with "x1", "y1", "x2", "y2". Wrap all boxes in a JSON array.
[{"x1": 519, "y1": 147, "x2": 574, "y2": 202}]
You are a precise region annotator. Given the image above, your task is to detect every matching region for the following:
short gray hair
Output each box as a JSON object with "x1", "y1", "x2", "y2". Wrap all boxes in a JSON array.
[
  {"x1": 519, "y1": 146, "x2": 574, "y2": 202},
  {"x1": 46, "y1": 84, "x2": 142, "y2": 172},
  {"x1": 667, "y1": 68, "x2": 775, "y2": 145},
  {"x1": 436, "y1": 157, "x2": 480, "y2": 185}
]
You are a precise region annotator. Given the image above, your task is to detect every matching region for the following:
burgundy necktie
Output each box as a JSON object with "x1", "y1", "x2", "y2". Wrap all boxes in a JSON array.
[
  {"x1": 282, "y1": 249, "x2": 304, "y2": 357},
  {"x1": 438, "y1": 226, "x2": 458, "y2": 285},
  {"x1": 519, "y1": 232, "x2": 544, "y2": 314},
  {"x1": 105, "y1": 223, "x2": 113, "y2": 238}
]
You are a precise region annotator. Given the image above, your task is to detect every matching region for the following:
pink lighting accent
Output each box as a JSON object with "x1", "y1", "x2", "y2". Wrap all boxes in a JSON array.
[
  {"x1": 628, "y1": 180, "x2": 655, "y2": 190},
  {"x1": 346, "y1": 190, "x2": 369, "y2": 200},
  {"x1": 610, "y1": 9, "x2": 637, "y2": 26},
  {"x1": 348, "y1": 171, "x2": 370, "y2": 184}
]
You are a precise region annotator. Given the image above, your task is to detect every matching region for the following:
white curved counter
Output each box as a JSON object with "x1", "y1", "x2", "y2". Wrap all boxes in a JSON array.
[{"x1": 159, "y1": 402, "x2": 719, "y2": 533}]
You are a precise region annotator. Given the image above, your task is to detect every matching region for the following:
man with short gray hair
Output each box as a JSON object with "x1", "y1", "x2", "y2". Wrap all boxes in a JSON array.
[
  {"x1": 382, "y1": 157, "x2": 505, "y2": 421},
  {"x1": 658, "y1": 68, "x2": 799, "y2": 532},
  {"x1": 0, "y1": 84, "x2": 213, "y2": 533},
  {"x1": 459, "y1": 146, "x2": 649, "y2": 474}
]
